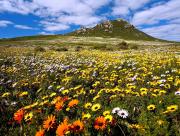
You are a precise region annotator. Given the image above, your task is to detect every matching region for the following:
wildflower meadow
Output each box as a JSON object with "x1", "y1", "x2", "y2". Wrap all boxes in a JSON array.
[{"x1": 0, "y1": 47, "x2": 179, "y2": 136}]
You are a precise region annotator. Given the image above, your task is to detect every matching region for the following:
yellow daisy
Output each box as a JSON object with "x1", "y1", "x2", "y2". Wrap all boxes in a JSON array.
[
  {"x1": 19, "y1": 91, "x2": 28, "y2": 97},
  {"x1": 103, "y1": 111, "x2": 110, "y2": 116},
  {"x1": 61, "y1": 89, "x2": 69, "y2": 95},
  {"x1": 105, "y1": 115, "x2": 113, "y2": 123},
  {"x1": 91, "y1": 103, "x2": 101, "y2": 112},
  {"x1": 84, "y1": 102, "x2": 92, "y2": 109},
  {"x1": 82, "y1": 113, "x2": 91, "y2": 120},
  {"x1": 24, "y1": 112, "x2": 33, "y2": 122},
  {"x1": 167, "y1": 105, "x2": 178, "y2": 112},
  {"x1": 147, "y1": 104, "x2": 156, "y2": 111}
]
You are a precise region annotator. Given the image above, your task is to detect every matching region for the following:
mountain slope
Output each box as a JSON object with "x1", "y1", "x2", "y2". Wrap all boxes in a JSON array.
[{"x1": 67, "y1": 19, "x2": 159, "y2": 41}]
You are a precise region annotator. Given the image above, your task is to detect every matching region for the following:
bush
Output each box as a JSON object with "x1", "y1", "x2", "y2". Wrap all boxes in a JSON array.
[
  {"x1": 117, "y1": 41, "x2": 129, "y2": 50},
  {"x1": 131, "y1": 45, "x2": 138, "y2": 50},
  {"x1": 91, "y1": 44, "x2": 114, "y2": 51},
  {"x1": 55, "y1": 47, "x2": 68, "y2": 52},
  {"x1": 34, "y1": 46, "x2": 46, "y2": 52},
  {"x1": 92, "y1": 44, "x2": 107, "y2": 50},
  {"x1": 75, "y1": 46, "x2": 83, "y2": 51},
  {"x1": 105, "y1": 47, "x2": 114, "y2": 51}
]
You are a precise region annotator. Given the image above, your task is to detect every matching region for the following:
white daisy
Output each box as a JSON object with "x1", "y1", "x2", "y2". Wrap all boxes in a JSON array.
[
  {"x1": 117, "y1": 109, "x2": 129, "y2": 118},
  {"x1": 175, "y1": 91, "x2": 180, "y2": 96},
  {"x1": 48, "y1": 85, "x2": 53, "y2": 90},
  {"x1": 112, "y1": 107, "x2": 120, "y2": 114},
  {"x1": 58, "y1": 87, "x2": 65, "y2": 92},
  {"x1": 11, "y1": 101, "x2": 17, "y2": 106}
]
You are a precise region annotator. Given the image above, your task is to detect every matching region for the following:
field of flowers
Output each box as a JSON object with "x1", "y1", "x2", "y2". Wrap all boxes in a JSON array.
[{"x1": 0, "y1": 47, "x2": 180, "y2": 136}]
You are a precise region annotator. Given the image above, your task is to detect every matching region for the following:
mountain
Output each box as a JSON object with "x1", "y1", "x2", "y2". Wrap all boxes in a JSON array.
[{"x1": 67, "y1": 19, "x2": 159, "y2": 41}]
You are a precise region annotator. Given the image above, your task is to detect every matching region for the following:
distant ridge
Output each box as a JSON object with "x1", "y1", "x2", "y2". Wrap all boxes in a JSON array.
[{"x1": 67, "y1": 19, "x2": 159, "y2": 41}]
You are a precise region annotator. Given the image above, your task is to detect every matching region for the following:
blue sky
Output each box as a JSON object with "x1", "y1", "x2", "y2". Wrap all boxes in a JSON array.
[{"x1": 0, "y1": 0, "x2": 180, "y2": 41}]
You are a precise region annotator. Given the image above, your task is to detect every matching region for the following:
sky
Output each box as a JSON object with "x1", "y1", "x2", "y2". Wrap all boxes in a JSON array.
[{"x1": 0, "y1": 0, "x2": 180, "y2": 41}]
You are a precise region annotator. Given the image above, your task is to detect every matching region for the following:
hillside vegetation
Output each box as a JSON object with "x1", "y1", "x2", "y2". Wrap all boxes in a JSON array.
[{"x1": 68, "y1": 19, "x2": 159, "y2": 41}]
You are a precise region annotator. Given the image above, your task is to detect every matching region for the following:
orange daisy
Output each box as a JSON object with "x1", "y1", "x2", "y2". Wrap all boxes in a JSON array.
[
  {"x1": 35, "y1": 129, "x2": 45, "y2": 136},
  {"x1": 55, "y1": 101, "x2": 64, "y2": 111},
  {"x1": 68, "y1": 99, "x2": 79, "y2": 108},
  {"x1": 13, "y1": 108, "x2": 24, "y2": 124},
  {"x1": 71, "y1": 120, "x2": 84, "y2": 133},
  {"x1": 43, "y1": 115, "x2": 56, "y2": 131},
  {"x1": 52, "y1": 96, "x2": 62, "y2": 104},
  {"x1": 56, "y1": 118, "x2": 70, "y2": 136},
  {"x1": 94, "y1": 116, "x2": 106, "y2": 131}
]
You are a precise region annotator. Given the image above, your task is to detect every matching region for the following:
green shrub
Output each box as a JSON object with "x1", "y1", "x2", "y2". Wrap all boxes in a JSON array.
[
  {"x1": 105, "y1": 47, "x2": 114, "y2": 51},
  {"x1": 117, "y1": 41, "x2": 129, "y2": 50},
  {"x1": 131, "y1": 45, "x2": 139, "y2": 50},
  {"x1": 34, "y1": 46, "x2": 46, "y2": 52},
  {"x1": 91, "y1": 44, "x2": 114, "y2": 51},
  {"x1": 55, "y1": 47, "x2": 68, "y2": 51},
  {"x1": 92, "y1": 44, "x2": 107, "y2": 50},
  {"x1": 75, "y1": 46, "x2": 83, "y2": 51}
]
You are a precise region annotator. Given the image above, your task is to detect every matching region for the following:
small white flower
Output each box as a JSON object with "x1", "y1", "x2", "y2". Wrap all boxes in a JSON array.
[
  {"x1": 117, "y1": 109, "x2": 129, "y2": 118},
  {"x1": 131, "y1": 75, "x2": 137, "y2": 81},
  {"x1": 159, "y1": 79, "x2": 166, "y2": 83},
  {"x1": 175, "y1": 91, "x2": 180, "y2": 96},
  {"x1": 58, "y1": 87, "x2": 65, "y2": 92},
  {"x1": 165, "y1": 71, "x2": 169, "y2": 74},
  {"x1": 172, "y1": 69, "x2": 176, "y2": 72},
  {"x1": 48, "y1": 85, "x2": 53, "y2": 90},
  {"x1": 118, "y1": 66, "x2": 122, "y2": 69},
  {"x1": 11, "y1": 101, "x2": 17, "y2": 106},
  {"x1": 112, "y1": 107, "x2": 120, "y2": 114},
  {"x1": 159, "y1": 84, "x2": 164, "y2": 87},
  {"x1": 92, "y1": 71, "x2": 97, "y2": 77}
]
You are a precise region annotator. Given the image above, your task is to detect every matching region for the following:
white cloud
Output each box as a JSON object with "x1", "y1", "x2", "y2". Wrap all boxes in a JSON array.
[
  {"x1": 84, "y1": 0, "x2": 111, "y2": 9},
  {"x1": 170, "y1": 18, "x2": 180, "y2": 23},
  {"x1": 33, "y1": 0, "x2": 92, "y2": 17},
  {"x1": 40, "y1": 21, "x2": 70, "y2": 32},
  {"x1": 130, "y1": 0, "x2": 180, "y2": 41},
  {"x1": 132, "y1": 0, "x2": 180, "y2": 26},
  {"x1": 57, "y1": 15, "x2": 104, "y2": 26},
  {"x1": 0, "y1": 0, "x2": 37, "y2": 15},
  {"x1": 142, "y1": 23, "x2": 180, "y2": 41},
  {"x1": 112, "y1": 0, "x2": 150, "y2": 16},
  {"x1": 35, "y1": 0, "x2": 110, "y2": 31},
  {"x1": 0, "y1": 20, "x2": 13, "y2": 27},
  {"x1": 14, "y1": 24, "x2": 34, "y2": 30},
  {"x1": 39, "y1": 31, "x2": 54, "y2": 35},
  {"x1": 0, "y1": 0, "x2": 110, "y2": 31}
]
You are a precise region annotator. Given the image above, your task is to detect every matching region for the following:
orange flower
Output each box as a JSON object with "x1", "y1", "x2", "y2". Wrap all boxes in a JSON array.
[
  {"x1": 94, "y1": 116, "x2": 106, "y2": 131},
  {"x1": 35, "y1": 129, "x2": 45, "y2": 136},
  {"x1": 68, "y1": 99, "x2": 79, "y2": 108},
  {"x1": 55, "y1": 101, "x2": 64, "y2": 111},
  {"x1": 52, "y1": 96, "x2": 62, "y2": 104},
  {"x1": 71, "y1": 120, "x2": 84, "y2": 133},
  {"x1": 43, "y1": 115, "x2": 56, "y2": 131},
  {"x1": 56, "y1": 118, "x2": 69, "y2": 136},
  {"x1": 13, "y1": 109, "x2": 24, "y2": 124}
]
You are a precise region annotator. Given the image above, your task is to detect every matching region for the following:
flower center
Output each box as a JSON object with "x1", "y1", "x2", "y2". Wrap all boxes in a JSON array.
[
  {"x1": 98, "y1": 122, "x2": 103, "y2": 126},
  {"x1": 75, "y1": 125, "x2": 80, "y2": 130},
  {"x1": 49, "y1": 121, "x2": 52, "y2": 126}
]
